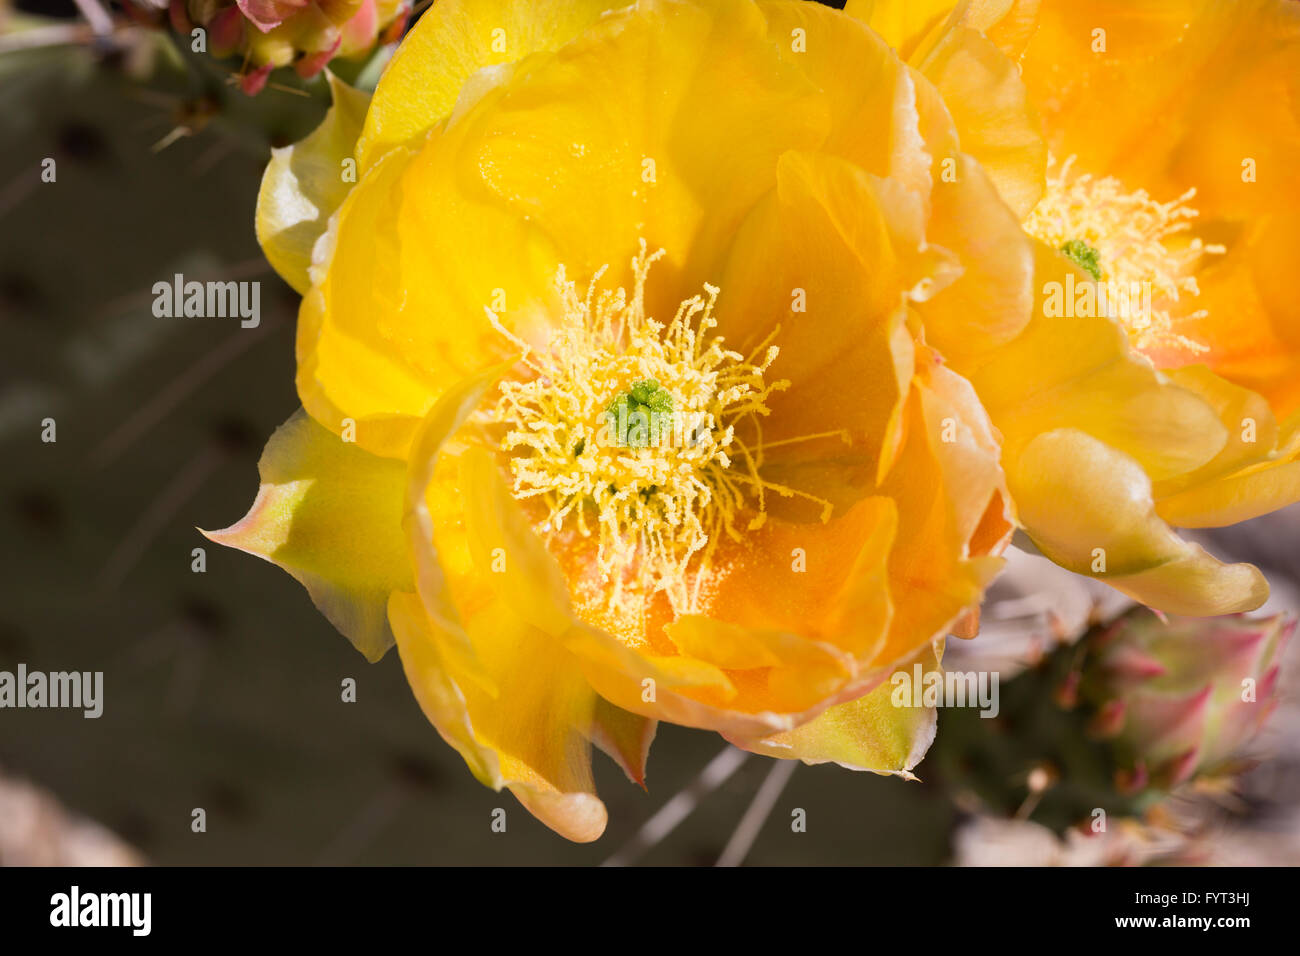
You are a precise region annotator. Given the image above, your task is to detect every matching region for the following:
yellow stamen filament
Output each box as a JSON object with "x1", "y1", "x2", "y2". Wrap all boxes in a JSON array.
[
  {"x1": 1025, "y1": 154, "x2": 1225, "y2": 353},
  {"x1": 489, "y1": 243, "x2": 831, "y2": 615}
]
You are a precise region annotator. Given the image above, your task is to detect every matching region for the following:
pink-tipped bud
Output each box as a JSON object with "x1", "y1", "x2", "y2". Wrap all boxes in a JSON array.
[
  {"x1": 1083, "y1": 608, "x2": 1291, "y2": 793},
  {"x1": 1055, "y1": 669, "x2": 1080, "y2": 709},
  {"x1": 208, "y1": 6, "x2": 246, "y2": 57},
  {"x1": 1087, "y1": 698, "x2": 1126, "y2": 739},
  {"x1": 295, "y1": 37, "x2": 341, "y2": 77},
  {"x1": 239, "y1": 63, "x2": 273, "y2": 96},
  {"x1": 1115, "y1": 760, "x2": 1148, "y2": 795}
]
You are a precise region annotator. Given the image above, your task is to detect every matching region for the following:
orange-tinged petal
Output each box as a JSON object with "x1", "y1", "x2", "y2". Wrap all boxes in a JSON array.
[
  {"x1": 910, "y1": 25, "x2": 1045, "y2": 219},
  {"x1": 717, "y1": 149, "x2": 947, "y2": 482},
  {"x1": 202, "y1": 408, "x2": 410, "y2": 662},
  {"x1": 916, "y1": 361, "x2": 1013, "y2": 553},
  {"x1": 678, "y1": 494, "x2": 898, "y2": 663},
  {"x1": 913, "y1": 153, "x2": 1036, "y2": 365},
  {"x1": 1011, "y1": 428, "x2": 1267, "y2": 615},
  {"x1": 1016, "y1": 1, "x2": 1300, "y2": 429},
  {"x1": 1019, "y1": 0, "x2": 1300, "y2": 214},
  {"x1": 1182, "y1": 212, "x2": 1300, "y2": 422},
  {"x1": 968, "y1": 0, "x2": 1042, "y2": 57},
  {"x1": 878, "y1": 371, "x2": 1008, "y2": 663}
]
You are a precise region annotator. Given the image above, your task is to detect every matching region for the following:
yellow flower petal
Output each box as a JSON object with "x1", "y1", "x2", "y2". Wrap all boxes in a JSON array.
[
  {"x1": 913, "y1": 153, "x2": 1036, "y2": 365},
  {"x1": 842, "y1": 0, "x2": 955, "y2": 59},
  {"x1": 731, "y1": 639, "x2": 943, "y2": 775},
  {"x1": 1158, "y1": 457, "x2": 1300, "y2": 530},
  {"x1": 387, "y1": 590, "x2": 499, "y2": 785},
  {"x1": 717, "y1": 149, "x2": 945, "y2": 485},
  {"x1": 877, "y1": 362, "x2": 1009, "y2": 663},
  {"x1": 910, "y1": 25, "x2": 1045, "y2": 219},
  {"x1": 1011, "y1": 428, "x2": 1267, "y2": 615},
  {"x1": 202, "y1": 408, "x2": 410, "y2": 662},
  {"x1": 388, "y1": 590, "x2": 609, "y2": 842},
  {"x1": 355, "y1": 0, "x2": 619, "y2": 171},
  {"x1": 589, "y1": 698, "x2": 657, "y2": 787},
  {"x1": 1154, "y1": 375, "x2": 1300, "y2": 527},
  {"x1": 305, "y1": 0, "x2": 831, "y2": 458},
  {"x1": 256, "y1": 73, "x2": 370, "y2": 295},
  {"x1": 961, "y1": 243, "x2": 1228, "y2": 483},
  {"x1": 846, "y1": 0, "x2": 1043, "y2": 59},
  {"x1": 757, "y1": 1, "x2": 932, "y2": 198},
  {"x1": 1154, "y1": 365, "x2": 1280, "y2": 495},
  {"x1": 449, "y1": 0, "x2": 827, "y2": 298},
  {"x1": 296, "y1": 144, "x2": 446, "y2": 457}
]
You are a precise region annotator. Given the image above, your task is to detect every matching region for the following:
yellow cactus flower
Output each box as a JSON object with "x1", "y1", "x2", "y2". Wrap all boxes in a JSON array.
[
  {"x1": 853, "y1": 0, "x2": 1294, "y2": 611},
  {"x1": 210, "y1": 0, "x2": 1261, "y2": 839},
  {"x1": 1017, "y1": 0, "x2": 1300, "y2": 531},
  {"x1": 216, "y1": 0, "x2": 1026, "y2": 840}
]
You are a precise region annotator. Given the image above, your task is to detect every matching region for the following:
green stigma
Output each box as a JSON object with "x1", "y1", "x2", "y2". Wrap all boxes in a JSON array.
[
  {"x1": 1061, "y1": 239, "x2": 1103, "y2": 280},
  {"x1": 607, "y1": 378, "x2": 673, "y2": 448}
]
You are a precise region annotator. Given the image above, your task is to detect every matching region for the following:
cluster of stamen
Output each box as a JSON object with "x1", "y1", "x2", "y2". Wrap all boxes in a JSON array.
[
  {"x1": 1025, "y1": 154, "x2": 1225, "y2": 353},
  {"x1": 489, "y1": 244, "x2": 828, "y2": 614}
]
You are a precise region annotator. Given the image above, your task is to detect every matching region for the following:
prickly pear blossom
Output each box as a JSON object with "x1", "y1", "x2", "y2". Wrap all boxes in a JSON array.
[
  {"x1": 213, "y1": 0, "x2": 1029, "y2": 840},
  {"x1": 168, "y1": 0, "x2": 411, "y2": 94},
  {"x1": 1017, "y1": 0, "x2": 1300, "y2": 533},
  {"x1": 851, "y1": 0, "x2": 1300, "y2": 613},
  {"x1": 209, "y1": 0, "x2": 1284, "y2": 839}
]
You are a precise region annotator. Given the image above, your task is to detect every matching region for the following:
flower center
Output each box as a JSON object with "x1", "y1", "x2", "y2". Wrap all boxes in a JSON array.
[
  {"x1": 1025, "y1": 154, "x2": 1225, "y2": 353},
  {"x1": 489, "y1": 244, "x2": 830, "y2": 614},
  {"x1": 607, "y1": 378, "x2": 674, "y2": 449}
]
